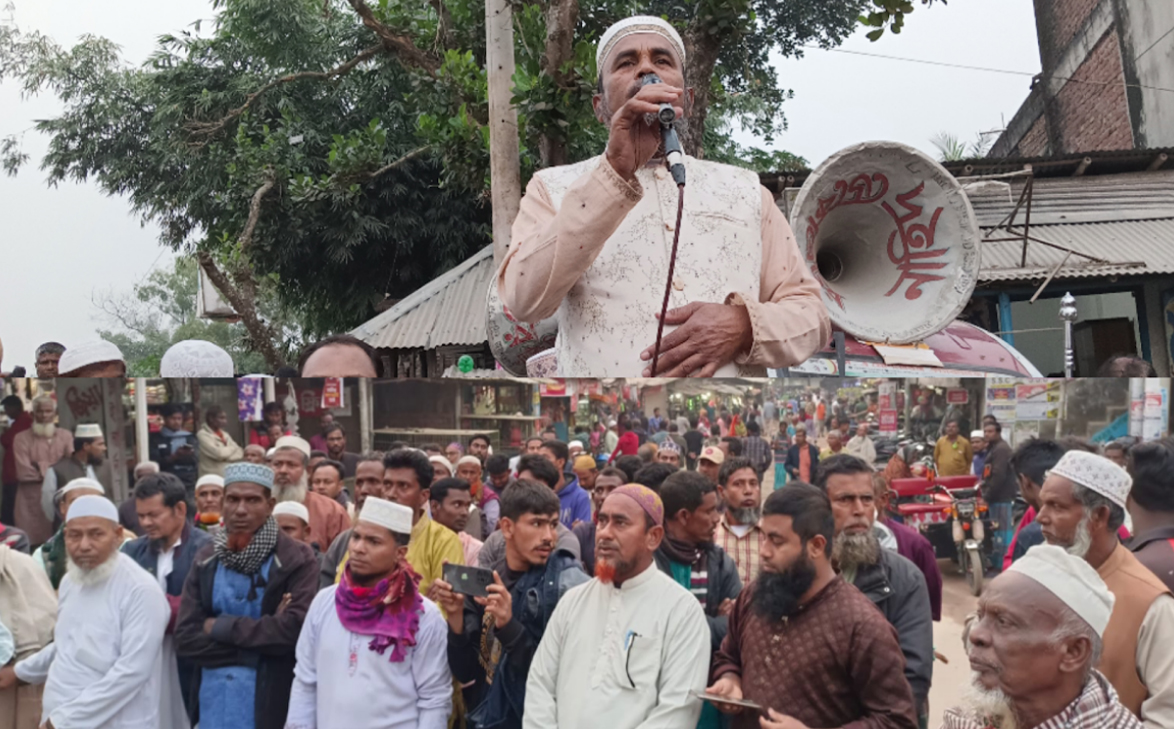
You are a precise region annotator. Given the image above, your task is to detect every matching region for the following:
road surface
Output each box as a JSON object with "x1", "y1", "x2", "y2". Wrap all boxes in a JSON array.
[{"x1": 929, "y1": 558, "x2": 980, "y2": 727}]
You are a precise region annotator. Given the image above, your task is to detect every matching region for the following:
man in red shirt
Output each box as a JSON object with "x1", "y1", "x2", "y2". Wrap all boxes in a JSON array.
[
  {"x1": 1, "y1": 396, "x2": 33, "y2": 525},
  {"x1": 608, "y1": 415, "x2": 640, "y2": 464}
]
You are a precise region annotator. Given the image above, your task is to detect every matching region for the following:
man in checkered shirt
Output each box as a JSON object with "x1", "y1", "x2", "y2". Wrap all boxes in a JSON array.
[{"x1": 739, "y1": 421, "x2": 772, "y2": 480}]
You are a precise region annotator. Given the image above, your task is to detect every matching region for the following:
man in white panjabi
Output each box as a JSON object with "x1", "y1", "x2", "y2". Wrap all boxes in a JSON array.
[
  {"x1": 12, "y1": 495, "x2": 169, "y2": 728},
  {"x1": 498, "y1": 16, "x2": 830, "y2": 378},
  {"x1": 284, "y1": 497, "x2": 452, "y2": 729}
]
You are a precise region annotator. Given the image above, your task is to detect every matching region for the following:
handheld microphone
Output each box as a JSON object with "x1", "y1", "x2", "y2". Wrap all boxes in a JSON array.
[{"x1": 639, "y1": 74, "x2": 686, "y2": 187}]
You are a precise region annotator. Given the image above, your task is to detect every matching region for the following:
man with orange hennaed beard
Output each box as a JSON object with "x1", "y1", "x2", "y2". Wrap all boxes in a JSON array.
[{"x1": 523, "y1": 484, "x2": 710, "y2": 729}]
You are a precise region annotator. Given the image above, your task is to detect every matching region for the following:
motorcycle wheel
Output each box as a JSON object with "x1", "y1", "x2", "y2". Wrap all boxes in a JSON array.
[{"x1": 965, "y1": 544, "x2": 984, "y2": 597}]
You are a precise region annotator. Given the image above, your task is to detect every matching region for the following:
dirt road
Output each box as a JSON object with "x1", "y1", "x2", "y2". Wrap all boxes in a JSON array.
[{"x1": 928, "y1": 559, "x2": 981, "y2": 727}]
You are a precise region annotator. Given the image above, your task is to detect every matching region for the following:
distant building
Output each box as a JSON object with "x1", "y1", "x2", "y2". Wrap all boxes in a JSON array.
[{"x1": 992, "y1": 0, "x2": 1174, "y2": 156}]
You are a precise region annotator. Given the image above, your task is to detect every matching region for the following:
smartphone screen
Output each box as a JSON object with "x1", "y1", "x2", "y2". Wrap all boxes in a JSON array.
[{"x1": 442, "y1": 563, "x2": 495, "y2": 598}]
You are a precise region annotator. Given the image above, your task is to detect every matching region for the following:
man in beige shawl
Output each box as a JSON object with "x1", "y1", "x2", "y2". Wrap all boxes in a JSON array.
[{"x1": 0, "y1": 544, "x2": 57, "y2": 729}]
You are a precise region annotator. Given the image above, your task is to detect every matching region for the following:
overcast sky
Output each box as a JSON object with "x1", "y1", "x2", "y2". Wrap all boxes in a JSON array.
[{"x1": 0, "y1": 0, "x2": 1041, "y2": 371}]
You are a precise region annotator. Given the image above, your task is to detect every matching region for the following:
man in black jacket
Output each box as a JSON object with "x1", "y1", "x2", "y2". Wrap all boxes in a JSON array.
[
  {"x1": 435, "y1": 479, "x2": 589, "y2": 729},
  {"x1": 784, "y1": 424, "x2": 821, "y2": 482},
  {"x1": 123, "y1": 472, "x2": 211, "y2": 719},
  {"x1": 175, "y1": 462, "x2": 319, "y2": 729},
  {"x1": 814, "y1": 454, "x2": 933, "y2": 729}
]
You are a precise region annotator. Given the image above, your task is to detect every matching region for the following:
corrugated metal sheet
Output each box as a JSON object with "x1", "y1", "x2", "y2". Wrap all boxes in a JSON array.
[
  {"x1": 964, "y1": 170, "x2": 1174, "y2": 227},
  {"x1": 351, "y1": 246, "x2": 495, "y2": 349},
  {"x1": 978, "y1": 219, "x2": 1174, "y2": 282}
]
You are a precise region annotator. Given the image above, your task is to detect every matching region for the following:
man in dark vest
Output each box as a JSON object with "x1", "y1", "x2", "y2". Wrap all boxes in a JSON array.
[{"x1": 40, "y1": 423, "x2": 110, "y2": 529}]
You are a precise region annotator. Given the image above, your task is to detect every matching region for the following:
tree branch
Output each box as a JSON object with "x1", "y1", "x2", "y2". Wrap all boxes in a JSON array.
[
  {"x1": 197, "y1": 252, "x2": 285, "y2": 372},
  {"x1": 346, "y1": 0, "x2": 442, "y2": 75},
  {"x1": 185, "y1": 45, "x2": 384, "y2": 140},
  {"x1": 368, "y1": 145, "x2": 431, "y2": 180},
  {"x1": 240, "y1": 174, "x2": 277, "y2": 253}
]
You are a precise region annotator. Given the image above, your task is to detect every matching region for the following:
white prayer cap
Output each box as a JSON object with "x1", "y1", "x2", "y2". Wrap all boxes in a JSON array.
[
  {"x1": 430, "y1": 456, "x2": 453, "y2": 477},
  {"x1": 273, "y1": 501, "x2": 310, "y2": 524},
  {"x1": 60, "y1": 477, "x2": 105, "y2": 496},
  {"x1": 274, "y1": 435, "x2": 311, "y2": 458},
  {"x1": 1008, "y1": 544, "x2": 1116, "y2": 637},
  {"x1": 135, "y1": 461, "x2": 160, "y2": 476},
  {"x1": 358, "y1": 496, "x2": 413, "y2": 535},
  {"x1": 160, "y1": 340, "x2": 235, "y2": 377},
  {"x1": 456, "y1": 455, "x2": 482, "y2": 469},
  {"x1": 195, "y1": 474, "x2": 225, "y2": 493},
  {"x1": 74, "y1": 423, "x2": 103, "y2": 439},
  {"x1": 1048, "y1": 450, "x2": 1132, "y2": 510},
  {"x1": 971, "y1": 430, "x2": 984, "y2": 439},
  {"x1": 568, "y1": 441, "x2": 584, "y2": 453},
  {"x1": 596, "y1": 16, "x2": 686, "y2": 74},
  {"x1": 57, "y1": 340, "x2": 125, "y2": 376},
  {"x1": 65, "y1": 494, "x2": 119, "y2": 524}
]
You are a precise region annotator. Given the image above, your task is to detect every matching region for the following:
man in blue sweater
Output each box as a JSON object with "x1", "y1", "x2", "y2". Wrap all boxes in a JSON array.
[{"x1": 535, "y1": 442, "x2": 592, "y2": 529}]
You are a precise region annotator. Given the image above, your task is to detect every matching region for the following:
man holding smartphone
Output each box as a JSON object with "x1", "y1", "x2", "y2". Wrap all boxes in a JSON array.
[{"x1": 435, "y1": 479, "x2": 588, "y2": 729}]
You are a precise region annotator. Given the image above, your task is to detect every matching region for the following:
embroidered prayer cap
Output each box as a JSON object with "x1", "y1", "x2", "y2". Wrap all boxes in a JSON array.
[
  {"x1": 1048, "y1": 450, "x2": 1132, "y2": 510},
  {"x1": 66, "y1": 494, "x2": 119, "y2": 524},
  {"x1": 430, "y1": 456, "x2": 453, "y2": 477},
  {"x1": 1008, "y1": 544, "x2": 1115, "y2": 637},
  {"x1": 456, "y1": 455, "x2": 482, "y2": 469},
  {"x1": 60, "y1": 477, "x2": 105, "y2": 496},
  {"x1": 57, "y1": 340, "x2": 125, "y2": 376},
  {"x1": 609, "y1": 484, "x2": 664, "y2": 526},
  {"x1": 224, "y1": 462, "x2": 275, "y2": 491},
  {"x1": 273, "y1": 500, "x2": 310, "y2": 524},
  {"x1": 274, "y1": 435, "x2": 312, "y2": 459},
  {"x1": 699, "y1": 446, "x2": 724, "y2": 465},
  {"x1": 74, "y1": 423, "x2": 103, "y2": 439},
  {"x1": 660, "y1": 439, "x2": 681, "y2": 454},
  {"x1": 359, "y1": 496, "x2": 414, "y2": 535},
  {"x1": 573, "y1": 455, "x2": 597, "y2": 471},
  {"x1": 195, "y1": 474, "x2": 225, "y2": 493},
  {"x1": 160, "y1": 340, "x2": 235, "y2": 377},
  {"x1": 596, "y1": 16, "x2": 686, "y2": 75}
]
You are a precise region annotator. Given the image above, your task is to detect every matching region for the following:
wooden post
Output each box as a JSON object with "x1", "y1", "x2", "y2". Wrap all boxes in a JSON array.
[{"x1": 486, "y1": 0, "x2": 522, "y2": 266}]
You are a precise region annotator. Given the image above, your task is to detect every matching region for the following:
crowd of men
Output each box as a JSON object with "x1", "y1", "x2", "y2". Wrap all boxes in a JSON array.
[{"x1": 2, "y1": 381, "x2": 1173, "y2": 729}]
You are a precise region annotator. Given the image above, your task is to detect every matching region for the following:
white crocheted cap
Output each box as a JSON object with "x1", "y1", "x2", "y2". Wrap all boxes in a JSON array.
[
  {"x1": 60, "y1": 477, "x2": 105, "y2": 496},
  {"x1": 160, "y1": 340, "x2": 235, "y2": 377},
  {"x1": 66, "y1": 494, "x2": 118, "y2": 524},
  {"x1": 74, "y1": 423, "x2": 103, "y2": 439},
  {"x1": 359, "y1": 496, "x2": 413, "y2": 535},
  {"x1": 1008, "y1": 544, "x2": 1115, "y2": 637},
  {"x1": 58, "y1": 340, "x2": 124, "y2": 375},
  {"x1": 1048, "y1": 450, "x2": 1132, "y2": 510},
  {"x1": 273, "y1": 500, "x2": 310, "y2": 524},
  {"x1": 596, "y1": 16, "x2": 686, "y2": 74}
]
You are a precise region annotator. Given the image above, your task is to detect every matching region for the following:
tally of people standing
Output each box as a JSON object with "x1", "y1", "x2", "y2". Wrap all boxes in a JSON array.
[{"x1": 496, "y1": 16, "x2": 830, "y2": 378}]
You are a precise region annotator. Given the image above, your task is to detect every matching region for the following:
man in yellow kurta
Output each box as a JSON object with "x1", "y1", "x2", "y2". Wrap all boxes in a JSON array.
[{"x1": 934, "y1": 420, "x2": 973, "y2": 477}]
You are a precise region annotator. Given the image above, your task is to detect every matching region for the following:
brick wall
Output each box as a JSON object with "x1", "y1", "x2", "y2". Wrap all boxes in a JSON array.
[
  {"x1": 1053, "y1": 28, "x2": 1132, "y2": 152},
  {"x1": 1017, "y1": 116, "x2": 1050, "y2": 156},
  {"x1": 1042, "y1": 0, "x2": 1103, "y2": 63}
]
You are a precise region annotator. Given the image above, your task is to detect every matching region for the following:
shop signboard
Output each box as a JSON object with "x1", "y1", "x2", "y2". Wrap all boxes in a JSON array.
[
  {"x1": 946, "y1": 388, "x2": 969, "y2": 404},
  {"x1": 878, "y1": 382, "x2": 896, "y2": 411},
  {"x1": 1015, "y1": 382, "x2": 1059, "y2": 420},
  {"x1": 879, "y1": 410, "x2": 898, "y2": 435}
]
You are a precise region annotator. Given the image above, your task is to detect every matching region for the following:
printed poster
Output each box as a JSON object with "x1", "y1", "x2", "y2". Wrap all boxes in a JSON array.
[{"x1": 1015, "y1": 382, "x2": 1059, "y2": 420}]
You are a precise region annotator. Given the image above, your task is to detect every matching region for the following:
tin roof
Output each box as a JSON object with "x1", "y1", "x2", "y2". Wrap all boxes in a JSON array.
[
  {"x1": 977, "y1": 219, "x2": 1173, "y2": 282},
  {"x1": 351, "y1": 245, "x2": 495, "y2": 349}
]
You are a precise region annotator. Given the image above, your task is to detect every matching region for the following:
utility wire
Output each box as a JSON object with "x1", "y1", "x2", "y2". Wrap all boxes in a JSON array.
[{"x1": 1136, "y1": 25, "x2": 1174, "y2": 60}]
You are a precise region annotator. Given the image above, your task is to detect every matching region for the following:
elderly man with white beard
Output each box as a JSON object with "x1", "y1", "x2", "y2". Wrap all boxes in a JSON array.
[
  {"x1": 269, "y1": 436, "x2": 349, "y2": 553},
  {"x1": 11, "y1": 396, "x2": 73, "y2": 546},
  {"x1": 943, "y1": 544, "x2": 1141, "y2": 729},
  {"x1": 5, "y1": 494, "x2": 169, "y2": 728},
  {"x1": 1035, "y1": 450, "x2": 1174, "y2": 728}
]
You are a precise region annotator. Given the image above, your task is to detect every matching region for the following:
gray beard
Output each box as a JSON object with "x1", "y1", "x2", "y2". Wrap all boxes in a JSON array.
[
  {"x1": 833, "y1": 530, "x2": 881, "y2": 572},
  {"x1": 66, "y1": 551, "x2": 120, "y2": 588},
  {"x1": 274, "y1": 474, "x2": 309, "y2": 505},
  {"x1": 960, "y1": 671, "x2": 1018, "y2": 729},
  {"x1": 728, "y1": 506, "x2": 760, "y2": 526},
  {"x1": 1067, "y1": 515, "x2": 1093, "y2": 559},
  {"x1": 32, "y1": 422, "x2": 56, "y2": 439}
]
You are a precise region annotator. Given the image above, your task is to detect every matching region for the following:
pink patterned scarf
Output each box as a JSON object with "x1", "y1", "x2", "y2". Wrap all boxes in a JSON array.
[{"x1": 335, "y1": 562, "x2": 424, "y2": 663}]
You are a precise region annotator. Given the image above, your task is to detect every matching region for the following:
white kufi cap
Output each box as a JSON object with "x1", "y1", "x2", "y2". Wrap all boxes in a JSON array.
[
  {"x1": 60, "y1": 477, "x2": 105, "y2": 496},
  {"x1": 160, "y1": 340, "x2": 235, "y2": 377},
  {"x1": 430, "y1": 456, "x2": 453, "y2": 476},
  {"x1": 195, "y1": 474, "x2": 225, "y2": 492},
  {"x1": 1008, "y1": 544, "x2": 1116, "y2": 637},
  {"x1": 596, "y1": 16, "x2": 686, "y2": 74},
  {"x1": 1049, "y1": 450, "x2": 1132, "y2": 510},
  {"x1": 274, "y1": 435, "x2": 312, "y2": 458},
  {"x1": 74, "y1": 423, "x2": 103, "y2": 439},
  {"x1": 66, "y1": 494, "x2": 119, "y2": 524},
  {"x1": 359, "y1": 496, "x2": 413, "y2": 535},
  {"x1": 456, "y1": 455, "x2": 482, "y2": 469},
  {"x1": 273, "y1": 501, "x2": 310, "y2": 524},
  {"x1": 57, "y1": 340, "x2": 125, "y2": 376}
]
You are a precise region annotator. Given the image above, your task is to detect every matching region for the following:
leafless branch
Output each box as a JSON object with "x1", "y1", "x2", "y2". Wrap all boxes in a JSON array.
[
  {"x1": 346, "y1": 0, "x2": 442, "y2": 75},
  {"x1": 369, "y1": 145, "x2": 431, "y2": 179},
  {"x1": 240, "y1": 174, "x2": 277, "y2": 253}
]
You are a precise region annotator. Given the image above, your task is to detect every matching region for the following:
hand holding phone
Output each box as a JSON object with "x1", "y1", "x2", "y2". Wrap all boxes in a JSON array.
[{"x1": 441, "y1": 563, "x2": 496, "y2": 599}]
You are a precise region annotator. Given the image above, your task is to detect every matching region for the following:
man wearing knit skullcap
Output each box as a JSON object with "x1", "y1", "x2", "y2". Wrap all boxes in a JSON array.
[
  {"x1": 524, "y1": 483, "x2": 710, "y2": 729},
  {"x1": 498, "y1": 15, "x2": 829, "y2": 378}
]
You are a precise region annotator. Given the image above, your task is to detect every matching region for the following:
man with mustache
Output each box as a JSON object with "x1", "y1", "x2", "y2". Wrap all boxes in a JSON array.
[
  {"x1": 270, "y1": 436, "x2": 350, "y2": 554},
  {"x1": 319, "y1": 454, "x2": 396, "y2": 588},
  {"x1": 498, "y1": 15, "x2": 829, "y2": 377},
  {"x1": 944, "y1": 544, "x2": 1140, "y2": 729},
  {"x1": 814, "y1": 455, "x2": 933, "y2": 728},
  {"x1": 437, "y1": 480, "x2": 588, "y2": 729},
  {"x1": 572, "y1": 466, "x2": 625, "y2": 574},
  {"x1": 524, "y1": 484, "x2": 710, "y2": 729},
  {"x1": 714, "y1": 457, "x2": 766, "y2": 586},
  {"x1": 6, "y1": 494, "x2": 169, "y2": 728},
  {"x1": 39, "y1": 423, "x2": 110, "y2": 528},
  {"x1": 11, "y1": 396, "x2": 72, "y2": 546},
  {"x1": 176, "y1": 462, "x2": 319, "y2": 729},
  {"x1": 1036, "y1": 450, "x2": 1174, "y2": 726},
  {"x1": 708, "y1": 483, "x2": 916, "y2": 729},
  {"x1": 480, "y1": 454, "x2": 581, "y2": 575}
]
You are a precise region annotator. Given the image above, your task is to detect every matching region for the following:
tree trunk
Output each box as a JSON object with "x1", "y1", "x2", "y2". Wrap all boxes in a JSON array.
[
  {"x1": 683, "y1": 25, "x2": 721, "y2": 159},
  {"x1": 196, "y1": 253, "x2": 285, "y2": 372},
  {"x1": 538, "y1": 0, "x2": 579, "y2": 169},
  {"x1": 486, "y1": 0, "x2": 523, "y2": 264}
]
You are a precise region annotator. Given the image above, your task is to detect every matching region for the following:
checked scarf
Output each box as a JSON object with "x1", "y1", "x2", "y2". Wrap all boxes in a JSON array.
[
  {"x1": 335, "y1": 562, "x2": 424, "y2": 663},
  {"x1": 940, "y1": 671, "x2": 1142, "y2": 729},
  {"x1": 215, "y1": 516, "x2": 278, "y2": 579}
]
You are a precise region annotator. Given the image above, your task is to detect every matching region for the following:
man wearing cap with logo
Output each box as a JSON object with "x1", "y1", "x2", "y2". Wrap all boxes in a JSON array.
[
  {"x1": 5, "y1": 494, "x2": 169, "y2": 728},
  {"x1": 270, "y1": 435, "x2": 350, "y2": 552},
  {"x1": 11, "y1": 396, "x2": 73, "y2": 546},
  {"x1": 498, "y1": 19, "x2": 829, "y2": 378},
  {"x1": 696, "y1": 445, "x2": 724, "y2": 485},
  {"x1": 176, "y1": 462, "x2": 319, "y2": 729},
  {"x1": 944, "y1": 544, "x2": 1142, "y2": 729},
  {"x1": 55, "y1": 340, "x2": 127, "y2": 378},
  {"x1": 1036, "y1": 450, "x2": 1174, "y2": 726},
  {"x1": 524, "y1": 483, "x2": 710, "y2": 729},
  {"x1": 40, "y1": 422, "x2": 110, "y2": 528}
]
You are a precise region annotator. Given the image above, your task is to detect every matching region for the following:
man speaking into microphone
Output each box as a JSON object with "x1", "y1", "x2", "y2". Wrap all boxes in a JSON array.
[{"x1": 497, "y1": 15, "x2": 831, "y2": 377}]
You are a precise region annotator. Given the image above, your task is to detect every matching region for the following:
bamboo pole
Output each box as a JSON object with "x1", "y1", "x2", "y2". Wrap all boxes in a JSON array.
[{"x1": 486, "y1": 0, "x2": 522, "y2": 266}]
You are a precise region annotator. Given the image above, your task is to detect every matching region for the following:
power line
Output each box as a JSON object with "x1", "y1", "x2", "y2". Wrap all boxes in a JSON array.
[
  {"x1": 801, "y1": 45, "x2": 1174, "y2": 94},
  {"x1": 1136, "y1": 25, "x2": 1174, "y2": 60}
]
